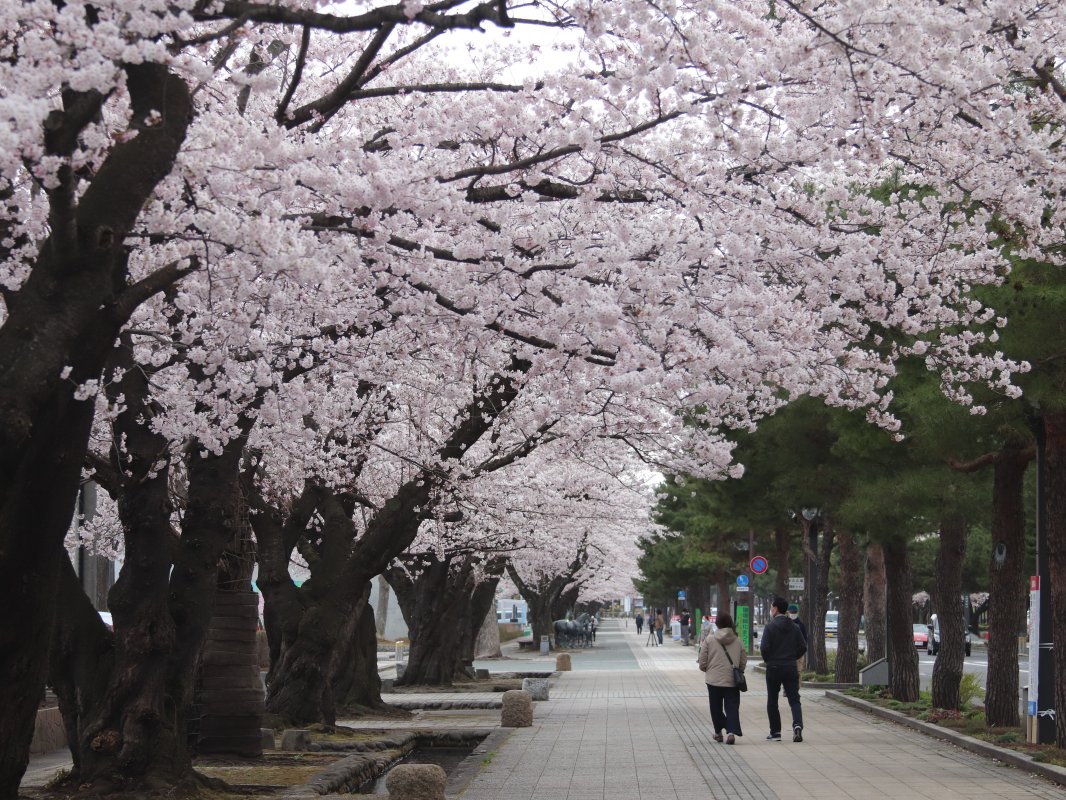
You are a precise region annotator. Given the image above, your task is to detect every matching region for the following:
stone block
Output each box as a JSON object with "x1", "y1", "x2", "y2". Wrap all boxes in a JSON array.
[
  {"x1": 555, "y1": 653, "x2": 572, "y2": 671},
  {"x1": 280, "y1": 729, "x2": 312, "y2": 751},
  {"x1": 381, "y1": 678, "x2": 396, "y2": 692},
  {"x1": 501, "y1": 689, "x2": 533, "y2": 728},
  {"x1": 30, "y1": 706, "x2": 67, "y2": 754},
  {"x1": 261, "y1": 728, "x2": 275, "y2": 750},
  {"x1": 475, "y1": 668, "x2": 490, "y2": 679},
  {"x1": 521, "y1": 677, "x2": 549, "y2": 700},
  {"x1": 395, "y1": 662, "x2": 407, "y2": 681},
  {"x1": 385, "y1": 763, "x2": 447, "y2": 800}
]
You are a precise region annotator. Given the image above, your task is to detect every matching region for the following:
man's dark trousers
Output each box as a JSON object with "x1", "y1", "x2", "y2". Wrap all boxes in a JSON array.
[{"x1": 765, "y1": 663, "x2": 803, "y2": 735}]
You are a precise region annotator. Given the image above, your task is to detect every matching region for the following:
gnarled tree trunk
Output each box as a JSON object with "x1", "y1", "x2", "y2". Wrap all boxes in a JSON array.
[
  {"x1": 389, "y1": 556, "x2": 500, "y2": 686},
  {"x1": 863, "y1": 542, "x2": 887, "y2": 663},
  {"x1": 931, "y1": 513, "x2": 967, "y2": 710},
  {"x1": 0, "y1": 64, "x2": 193, "y2": 797},
  {"x1": 835, "y1": 531, "x2": 863, "y2": 683},
  {"x1": 884, "y1": 538, "x2": 919, "y2": 702},
  {"x1": 330, "y1": 586, "x2": 390, "y2": 715}
]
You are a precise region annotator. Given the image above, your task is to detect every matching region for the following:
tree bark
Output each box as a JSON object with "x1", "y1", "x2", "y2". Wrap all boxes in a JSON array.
[
  {"x1": 329, "y1": 586, "x2": 390, "y2": 714},
  {"x1": 835, "y1": 531, "x2": 863, "y2": 683},
  {"x1": 0, "y1": 65, "x2": 192, "y2": 796},
  {"x1": 810, "y1": 525, "x2": 835, "y2": 675},
  {"x1": 1040, "y1": 408, "x2": 1066, "y2": 748},
  {"x1": 884, "y1": 538, "x2": 919, "y2": 702},
  {"x1": 931, "y1": 513, "x2": 967, "y2": 709},
  {"x1": 863, "y1": 542, "x2": 887, "y2": 663},
  {"x1": 984, "y1": 442, "x2": 1031, "y2": 727}
]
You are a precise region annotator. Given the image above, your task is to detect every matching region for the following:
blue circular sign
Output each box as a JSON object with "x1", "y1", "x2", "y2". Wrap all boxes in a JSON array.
[
  {"x1": 736, "y1": 575, "x2": 750, "y2": 587},
  {"x1": 750, "y1": 556, "x2": 769, "y2": 575}
]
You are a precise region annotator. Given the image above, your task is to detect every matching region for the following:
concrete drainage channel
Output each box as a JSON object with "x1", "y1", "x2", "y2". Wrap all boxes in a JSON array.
[{"x1": 278, "y1": 728, "x2": 509, "y2": 797}]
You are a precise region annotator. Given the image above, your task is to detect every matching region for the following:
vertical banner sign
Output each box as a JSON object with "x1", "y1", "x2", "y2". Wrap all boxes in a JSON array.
[
  {"x1": 737, "y1": 604, "x2": 751, "y2": 652},
  {"x1": 1029, "y1": 576, "x2": 1040, "y2": 718}
]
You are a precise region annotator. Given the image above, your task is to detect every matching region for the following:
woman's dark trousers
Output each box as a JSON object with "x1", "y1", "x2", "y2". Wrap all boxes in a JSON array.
[{"x1": 707, "y1": 684, "x2": 743, "y2": 736}]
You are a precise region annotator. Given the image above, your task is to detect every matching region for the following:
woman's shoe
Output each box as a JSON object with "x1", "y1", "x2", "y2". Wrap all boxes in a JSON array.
[
  {"x1": 713, "y1": 733, "x2": 724, "y2": 743},
  {"x1": 726, "y1": 734, "x2": 735, "y2": 745}
]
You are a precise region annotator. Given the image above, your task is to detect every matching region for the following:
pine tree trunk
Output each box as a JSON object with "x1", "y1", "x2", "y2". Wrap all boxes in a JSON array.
[
  {"x1": 931, "y1": 514, "x2": 967, "y2": 709},
  {"x1": 984, "y1": 443, "x2": 1030, "y2": 727},
  {"x1": 863, "y1": 542, "x2": 887, "y2": 663},
  {"x1": 884, "y1": 539, "x2": 919, "y2": 702},
  {"x1": 810, "y1": 526, "x2": 835, "y2": 675},
  {"x1": 715, "y1": 572, "x2": 731, "y2": 617},
  {"x1": 1040, "y1": 409, "x2": 1066, "y2": 748},
  {"x1": 835, "y1": 531, "x2": 863, "y2": 683}
]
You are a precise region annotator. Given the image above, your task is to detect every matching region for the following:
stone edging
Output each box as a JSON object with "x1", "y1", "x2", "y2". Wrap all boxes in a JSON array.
[
  {"x1": 384, "y1": 699, "x2": 502, "y2": 710},
  {"x1": 824, "y1": 690, "x2": 1066, "y2": 789},
  {"x1": 281, "y1": 728, "x2": 497, "y2": 797}
]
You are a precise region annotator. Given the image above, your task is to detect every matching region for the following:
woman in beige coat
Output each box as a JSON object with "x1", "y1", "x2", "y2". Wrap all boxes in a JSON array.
[{"x1": 697, "y1": 611, "x2": 746, "y2": 744}]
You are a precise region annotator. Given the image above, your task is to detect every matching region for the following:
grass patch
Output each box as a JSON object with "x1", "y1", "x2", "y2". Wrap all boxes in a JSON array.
[{"x1": 841, "y1": 685, "x2": 1066, "y2": 767}]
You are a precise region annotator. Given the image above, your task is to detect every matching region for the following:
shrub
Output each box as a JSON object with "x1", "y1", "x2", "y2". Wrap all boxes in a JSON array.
[{"x1": 959, "y1": 673, "x2": 984, "y2": 709}]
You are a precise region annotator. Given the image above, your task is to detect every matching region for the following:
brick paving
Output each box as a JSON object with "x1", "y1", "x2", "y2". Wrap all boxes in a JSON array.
[{"x1": 455, "y1": 619, "x2": 1065, "y2": 800}]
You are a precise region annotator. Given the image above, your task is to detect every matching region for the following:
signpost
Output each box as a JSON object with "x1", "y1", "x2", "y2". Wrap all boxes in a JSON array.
[
  {"x1": 736, "y1": 604, "x2": 751, "y2": 651},
  {"x1": 788, "y1": 577, "x2": 805, "y2": 591},
  {"x1": 736, "y1": 575, "x2": 749, "y2": 587}
]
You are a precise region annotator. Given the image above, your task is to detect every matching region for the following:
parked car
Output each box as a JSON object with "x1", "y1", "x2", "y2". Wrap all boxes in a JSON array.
[
  {"x1": 927, "y1": 614, "x2": 972, "y2": 656},
  {"x1": 825, "y1": 610, "x2": 838, "y2": 637},
  {"x1": 912, "y1": 623, "x2": 929, "y2": 648}
]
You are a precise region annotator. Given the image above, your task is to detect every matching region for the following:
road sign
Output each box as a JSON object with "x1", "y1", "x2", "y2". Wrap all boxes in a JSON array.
[
  {"x1": 789, "y1": 577, "x2": 805, "y2": 591},
  {"x1": 678, "y1": 590, "x2": 686, "y2": 600},
  {"x1": 736, "y1": 574, "x2": 750, "y2": 587},
  {"x1": 736, "y1": 585, "x2": 750, "y2": 592},
  {"x1": 750, "y1": 555, "x2": 768, "y2": 574}
]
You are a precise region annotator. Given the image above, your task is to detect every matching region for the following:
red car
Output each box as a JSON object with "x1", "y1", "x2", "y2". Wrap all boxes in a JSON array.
[{"x1": 912, "y1": 623, "x2": 929, "y2": 648}]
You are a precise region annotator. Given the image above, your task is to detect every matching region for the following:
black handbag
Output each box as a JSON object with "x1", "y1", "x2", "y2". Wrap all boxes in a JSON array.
[{"x1": 719, "y1": 640, "x2": 748, "y2": 692}]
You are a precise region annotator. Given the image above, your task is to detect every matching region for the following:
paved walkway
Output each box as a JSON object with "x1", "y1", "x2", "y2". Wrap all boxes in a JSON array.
[{"x1": 453, "y1": 619, "x2": 1064, "y2": 800}]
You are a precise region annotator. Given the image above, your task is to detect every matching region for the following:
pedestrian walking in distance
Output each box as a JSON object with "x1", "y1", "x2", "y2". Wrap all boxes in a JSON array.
[
  {"x1": 635, "y1": 611, "x2": 644, "y2": 635},
  {"x1": 787, "y1": 602, "x2": 808, "y2": 673},
  {"x1": 760, "y1": 596, "x2": 807, "y2": 742},
  {"x1": 698, "y1": 611, "x2": 746, "y2": 745}
]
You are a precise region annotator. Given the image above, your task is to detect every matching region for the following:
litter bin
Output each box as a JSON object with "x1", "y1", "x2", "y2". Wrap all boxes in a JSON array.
[
  {"x1": 540, "y1": 635, "x2": 549, "y2": 655},
  {"x1": 671, "y1": 619, "x2": 682, "y2": 641}
]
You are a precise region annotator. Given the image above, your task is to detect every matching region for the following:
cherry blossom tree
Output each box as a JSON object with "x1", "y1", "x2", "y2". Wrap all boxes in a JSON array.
[{"x1": 5, "y1": 0, "x2": 1061, "y2": 789}]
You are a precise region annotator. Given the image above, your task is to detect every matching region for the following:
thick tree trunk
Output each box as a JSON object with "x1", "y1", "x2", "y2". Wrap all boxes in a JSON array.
[
  {"x1": 1040, "y1": 409, "x2": 1066, "y2": 748},
  {"x1": 390, "y1": 558, "x2": 500, "y2": 686},
  {"x1": 863, "y1": 542, "x2": 887, "y2": 663},
  {"x1": 330, "y1": 587, "x2": 390, "y2": 714},
  {"x1": 835, "y1": 531, "x2": 863, "y2": 683},
  {"x1": 47, "y1": 558, "x2": 115, "y2": 781},
  {"x1": 984, "y1": 443, "x2": 1030, "y2": 727},
  {"x1": 715, "y1": 571, "x2": 731, "y2": 617},
  {"x1": 0, "y1": 65, "x2": 193, "y2": 796},
  {"x1": 884, "y1": 539, "x2": 919, "y2": 702},
  {"x1": 931, "y1": 514, "x2": 967, "y2": 709}
]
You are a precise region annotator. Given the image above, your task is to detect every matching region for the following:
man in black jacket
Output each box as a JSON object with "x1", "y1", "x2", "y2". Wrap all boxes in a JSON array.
[{"x1": 760, "y1": 596, "x2": 807, "y2": 742}]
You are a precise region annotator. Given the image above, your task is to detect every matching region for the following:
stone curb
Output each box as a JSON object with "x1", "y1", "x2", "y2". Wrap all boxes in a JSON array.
[
  {"x1": 384, "y1": 699, "x2": 502, "y2": 710},
  {"x1": 824, "y1": 690, "x2": 1066, "y2": 789}
]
